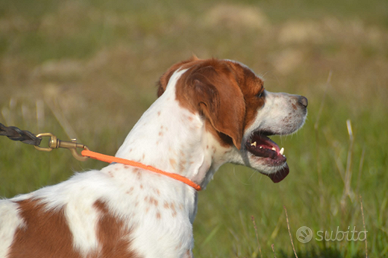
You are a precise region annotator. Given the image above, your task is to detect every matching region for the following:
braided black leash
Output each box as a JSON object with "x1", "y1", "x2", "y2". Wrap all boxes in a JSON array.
[
  {"x1": 0, "y1": 123, "x2": 89, "y2": 161},
  {"x1": 0, "y1": 123, "x2": 42, "y2": 146}
]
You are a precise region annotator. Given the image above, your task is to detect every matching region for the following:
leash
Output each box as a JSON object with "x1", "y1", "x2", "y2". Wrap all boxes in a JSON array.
[{"x1": 0, "y1": 123, "x2": 202, "y2": 191}]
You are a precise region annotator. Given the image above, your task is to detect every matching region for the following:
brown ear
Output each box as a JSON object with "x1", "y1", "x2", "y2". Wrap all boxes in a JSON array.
[{"x1": 184, "y1": 66, "x2": 245, "y2": 149}]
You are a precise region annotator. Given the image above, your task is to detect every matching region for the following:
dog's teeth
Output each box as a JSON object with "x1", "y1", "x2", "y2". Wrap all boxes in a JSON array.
[
  {"x1": 251, "y1": 141, "x2": 257, "y2": 147},
  {"x1": 279, "y1": 147, "x2": 284, "y2": 155},
  {"x1": 259, "y1": 146, "x2": 263, "y2": 149},
  {"x1": 271, "y1": 147, "x2": 276, "y2": 151}
]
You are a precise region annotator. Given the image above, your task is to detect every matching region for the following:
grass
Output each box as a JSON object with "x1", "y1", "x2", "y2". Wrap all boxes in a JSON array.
[{"x1": 1, "y1": 0, "x2": 388, "y2": 257}]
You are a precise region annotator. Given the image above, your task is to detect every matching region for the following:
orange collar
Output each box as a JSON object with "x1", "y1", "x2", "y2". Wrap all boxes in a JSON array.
[{"x1": 81, "y1": 149, "x2": 202, "y2": 191}]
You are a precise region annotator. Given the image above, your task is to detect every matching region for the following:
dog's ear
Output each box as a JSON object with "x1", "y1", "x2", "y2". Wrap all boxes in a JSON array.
[{"x1": 183, "y1": 66, "x2": 245, "y2": 149}]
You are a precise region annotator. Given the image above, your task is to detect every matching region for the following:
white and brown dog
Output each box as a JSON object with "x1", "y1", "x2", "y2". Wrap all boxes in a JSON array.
[{"x1": 0, "y1": 57, "x2": 307, "y2": 258}]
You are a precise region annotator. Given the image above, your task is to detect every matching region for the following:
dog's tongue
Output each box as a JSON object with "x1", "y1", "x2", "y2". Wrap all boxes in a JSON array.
[{"x1": 267, "y1": 164, "x2": 289, "y2": 183}]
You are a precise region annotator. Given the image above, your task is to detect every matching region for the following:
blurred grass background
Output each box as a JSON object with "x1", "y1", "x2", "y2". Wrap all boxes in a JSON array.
[{"x1": 1, "y1": 0, "x2": 387, "y2": 257}]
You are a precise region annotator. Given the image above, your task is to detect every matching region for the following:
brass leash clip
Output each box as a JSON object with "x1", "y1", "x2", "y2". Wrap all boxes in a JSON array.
[{"x1": 34, "y1": 133, "x2": 89, "y2": 161}]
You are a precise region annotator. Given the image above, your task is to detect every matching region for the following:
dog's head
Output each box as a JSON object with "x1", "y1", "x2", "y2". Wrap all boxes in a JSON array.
[{"x1": 157, "y1": 57, "x2": 307, "y2": 183}]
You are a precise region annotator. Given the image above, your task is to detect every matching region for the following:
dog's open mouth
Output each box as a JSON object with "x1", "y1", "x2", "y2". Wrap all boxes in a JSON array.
[{"x1": 245, "y1": 131, "x2": 289, "y2": 183}]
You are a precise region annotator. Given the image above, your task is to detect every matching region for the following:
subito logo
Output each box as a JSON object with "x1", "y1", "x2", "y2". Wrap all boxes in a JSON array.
[{"x1": 296, "y1": 226, "x2": 313, "y2": 243}]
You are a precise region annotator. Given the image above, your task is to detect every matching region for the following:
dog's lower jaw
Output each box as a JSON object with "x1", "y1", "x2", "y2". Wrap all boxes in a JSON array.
[{"x1": 224, "y1": 141, "x2": 291, "y2": 183}]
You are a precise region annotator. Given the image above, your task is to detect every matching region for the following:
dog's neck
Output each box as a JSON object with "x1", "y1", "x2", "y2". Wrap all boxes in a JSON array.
[{"x1": 115, "y1": 70, "x2": 229, "y2": 189}]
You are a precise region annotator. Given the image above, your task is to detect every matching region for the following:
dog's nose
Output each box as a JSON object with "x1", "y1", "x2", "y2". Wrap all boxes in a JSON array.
[{"x1": 298, "y1": 96, "x2": 308, "y2": 108}]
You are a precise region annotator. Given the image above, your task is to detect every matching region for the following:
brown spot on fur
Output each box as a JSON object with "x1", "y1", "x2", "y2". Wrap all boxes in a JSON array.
[
  {"x1": 169, "y1": 158, "x2": 176, "y2": 169},
  {"x1": 184, "y1": 249, "x2": 192, "y2": 258},
  {"x1": 164, "y1": 201, "x2": 170, "y2": 209},
  {"x1": 148, "y1": 197, "x2": 158, "y2": 207},
  {"x1": 178, "y1": 162, "x2": 185, "y2": 173},
  {"x1": 157, "y1": 111, "x2": 161, "y2": 116},
  {"x1": 93, "y1": 200, "x2": 140, "y2": 258},
  {"x1": 8, "y1": 199, "x2": 81, "y2": 258},
  {"x1": 156, "y1": 212, "x2": 161, "y2": 219},
  {"x1": 170, "y1": 202, "x2": 177, "y2": 217},
  {"x1": 292, "y1": 103, "x2": 297, "y2": 110}
]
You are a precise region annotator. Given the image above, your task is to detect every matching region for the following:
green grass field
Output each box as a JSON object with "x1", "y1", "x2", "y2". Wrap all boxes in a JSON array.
[{"x1": 1, "y1": 0, "x2": 388, "y2": 257}]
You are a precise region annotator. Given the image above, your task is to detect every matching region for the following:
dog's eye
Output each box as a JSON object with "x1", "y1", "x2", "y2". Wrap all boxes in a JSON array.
[{"x1": 256, "y1": 90, "x2": 265, "y2": 98}]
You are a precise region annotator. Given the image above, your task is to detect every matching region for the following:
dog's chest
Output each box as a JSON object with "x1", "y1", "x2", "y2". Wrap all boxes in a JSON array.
[{"x1": 99, "y1": 164, "x2": 197, "y2": 256}]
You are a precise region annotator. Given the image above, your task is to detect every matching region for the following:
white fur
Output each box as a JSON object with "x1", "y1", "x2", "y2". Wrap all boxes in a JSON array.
[{"x1": 0, "y1": 200, "x2": 25, "y2": 258}]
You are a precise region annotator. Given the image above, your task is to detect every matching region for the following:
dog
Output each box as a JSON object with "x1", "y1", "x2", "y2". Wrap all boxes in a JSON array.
[{"x1": 0, "y1": 57, "x2": 307, "y2": 258}]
